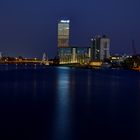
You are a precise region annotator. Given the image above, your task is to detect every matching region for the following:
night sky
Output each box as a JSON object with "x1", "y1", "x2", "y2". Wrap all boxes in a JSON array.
[{"x1": 0, "y1": 0, "x2": 140, "y2": 58}]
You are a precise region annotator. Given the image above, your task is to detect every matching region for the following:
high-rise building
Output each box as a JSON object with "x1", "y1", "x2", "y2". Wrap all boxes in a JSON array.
[
  {"x1": 58, "y1": 20, "x2": 70, "y2": 48},
  {"x1": 100, "y1": 36, "x2": 110, "y2": 60},
  {"x1": 91, "y1": 36, "x2": 101, "y2": 60},
  {"x1": 91, "y1": 35, "x2": 110, "y2": 60}
]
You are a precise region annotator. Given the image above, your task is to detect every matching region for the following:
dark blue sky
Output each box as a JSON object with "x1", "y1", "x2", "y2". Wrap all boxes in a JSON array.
[{"x1": 0, "y1": 0, "x2": 140, "y2": 58}]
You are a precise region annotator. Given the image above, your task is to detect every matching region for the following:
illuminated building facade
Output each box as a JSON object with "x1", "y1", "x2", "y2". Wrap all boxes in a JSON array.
[
  {"x1": 91, "y1": 36, "x2": 100, "y2": 60},
  {"x1": 58, "y1": 20, "x2": 70, "y2": 48},
  {"x1": 91, "y1": 35, "x2": 110, "y2": 60},
  {"x1": 58, "y1": 47, "x2": 91, "y2": 64},
  {"x1": 100, "y1": 36, "x2": 110, "y2": 60},
  {"x1": 57, "y1": 20, "x2": 110, "y2": 64}
]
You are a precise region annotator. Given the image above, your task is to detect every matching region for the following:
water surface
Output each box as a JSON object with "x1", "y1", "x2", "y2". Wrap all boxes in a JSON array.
[{"x1": 0, "y1": 66, "x2": 140, "y2": 140}]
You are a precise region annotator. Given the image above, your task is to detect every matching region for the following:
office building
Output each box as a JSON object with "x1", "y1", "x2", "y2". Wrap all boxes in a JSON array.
[
  {"x1": 100, "y1": 36, "x2": 110, "y2": 60},
  {"x1": 57, "y1": 20, "x2": 91, "y2": 64},
  {"x1": 58, "y1": 47, "x2": 91, "y2": 64},
  {"x1": 91, "y1": 35, "x2": 110, "y2": 60},
  {"x1": 58, "y1": 20, "x2": 70, "y2": 48}
]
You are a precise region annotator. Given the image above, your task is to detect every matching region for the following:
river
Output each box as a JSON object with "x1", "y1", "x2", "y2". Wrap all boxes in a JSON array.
[{"x1": 0, "y1": 65, "x2": 140, "y2": 140}]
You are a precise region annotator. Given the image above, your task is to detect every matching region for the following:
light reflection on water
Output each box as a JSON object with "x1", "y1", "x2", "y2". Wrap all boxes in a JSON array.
[
  {"x1": 52, "y1": 67, "x2": 72, "y2": 140},
  {"x1": 0, "y1": 66, "x2": 140, "y2": 140}
]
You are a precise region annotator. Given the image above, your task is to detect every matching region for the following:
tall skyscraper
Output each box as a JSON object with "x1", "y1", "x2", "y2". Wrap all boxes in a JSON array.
[
  {"x1": 58, "y1": 20, "x2": 70, "y2": 48},
  {"x1": 100, "y1": 36, "x2": 110, "y2": 60},
  {"x1": 91, "y1": 35, "x2": 110, "y2": 60},
  {"x1": 91, "y1": 36, "x2": 101, "y2": 60}
]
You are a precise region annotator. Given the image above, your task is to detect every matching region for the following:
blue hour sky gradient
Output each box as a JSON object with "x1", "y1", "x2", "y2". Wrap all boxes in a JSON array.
[{"x1": 0, "y1": 0, "x2": 140, "y2": 58}]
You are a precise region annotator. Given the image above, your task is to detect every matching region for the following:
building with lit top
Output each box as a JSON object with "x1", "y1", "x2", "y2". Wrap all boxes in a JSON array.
[
  {"x1": 58, "y1": 20, "x2": 70, "y2": 48},
  {"x1": 57, "y1": 20, "x2": 91, "y2": 64},
  {"x1": 57, "y1": 20, "x2": 110, "y2": 64}
]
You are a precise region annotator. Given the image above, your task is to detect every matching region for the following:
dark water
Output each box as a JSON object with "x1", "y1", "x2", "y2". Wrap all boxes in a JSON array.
[{"x1": 0, "y1": 65, "x2": 140, "y2": 140}]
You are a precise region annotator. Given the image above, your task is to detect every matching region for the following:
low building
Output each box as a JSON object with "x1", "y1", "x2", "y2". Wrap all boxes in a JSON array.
[{"x1": 57, "y1": 46, "x2": 91, "y2": 64}]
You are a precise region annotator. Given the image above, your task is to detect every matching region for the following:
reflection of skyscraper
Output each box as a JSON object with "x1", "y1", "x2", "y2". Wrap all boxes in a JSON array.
[{"x1": 58, "y1": 20, "x2": 70, "y2": 48}]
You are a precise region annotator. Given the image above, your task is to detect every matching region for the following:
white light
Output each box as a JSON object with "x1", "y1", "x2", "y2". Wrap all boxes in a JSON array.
[{"x1": 60, "y1": 20, "x2": 70, "y2": 23}]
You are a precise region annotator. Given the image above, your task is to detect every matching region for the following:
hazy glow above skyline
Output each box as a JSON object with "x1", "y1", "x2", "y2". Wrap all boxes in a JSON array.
[{"x1": 0, "y1": 0, "x2": 140, "y2": 58}]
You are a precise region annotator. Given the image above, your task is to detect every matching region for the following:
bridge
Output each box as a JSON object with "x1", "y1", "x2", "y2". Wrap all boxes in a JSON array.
[{"x1": 0, "y1": 60, "x2": 52, "y2": 65}]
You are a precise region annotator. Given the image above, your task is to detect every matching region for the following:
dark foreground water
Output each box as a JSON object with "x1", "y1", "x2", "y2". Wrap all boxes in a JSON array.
[{"x1": 0, "y1": 65, "x2": 140, "y2": 140}]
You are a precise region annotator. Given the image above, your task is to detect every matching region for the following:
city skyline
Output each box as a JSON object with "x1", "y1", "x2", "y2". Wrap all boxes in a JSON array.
[{"x1": 0, "y1": 0, "x2": 140, "y2": 58}]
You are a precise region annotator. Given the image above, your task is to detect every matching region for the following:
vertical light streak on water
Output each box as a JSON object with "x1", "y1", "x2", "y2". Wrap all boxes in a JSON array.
[
  {"x1": 87, "y1": 70, "x2": 92, "y2": 105},
  {"x1": 52, "y1": 67, "x2": 72, "y2": 140}
]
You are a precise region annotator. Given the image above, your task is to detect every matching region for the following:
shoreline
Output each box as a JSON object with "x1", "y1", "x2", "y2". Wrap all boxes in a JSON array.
[{"x1": 0, "y1": 63, "x2": 139, "y2": 72}]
